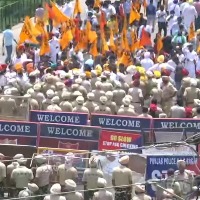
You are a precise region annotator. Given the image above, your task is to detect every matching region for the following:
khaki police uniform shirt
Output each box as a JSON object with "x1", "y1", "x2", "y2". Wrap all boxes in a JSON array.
[
  {"x1": 112, "y1": 166, "x2": 132, "y2": 186},
  {"x1": 174, "y1": 170, "x2": 194, "y2": 196},
  {"x1": 59, "y1": 101, "x2": 73, "y2": 112},
  {"x1": 11, "y1": 166, "x2": 33, "y2": 189},
  {"x1": 72, "y1": 106, "x2": 89, "y2": 114},
  {"x1": 84, "y1": 101, "x2": 97, "y2": 114},
  {"x1": 35, "y1": 164, "x2": 53, "y2": 187},
  {"x1": 128, "y1": 87, "x2": 143, "y2": 103},
  {"x1": 117, "y1": 107, "x2": 138, "y2": 116},
  {"x1": 58, "y1": 164, "x2": 78, "y2": 186},
  {"x1": 92, "y1": 90, "x2": 106, "y2": 104},
  {"x1": 93, "y1": 190, "x2": 114, "y2": 200},
  {"x1": 82, "y1": 168, "x2": 104, "y2": 189},
  {"x1": 170, "y1": 105, "x2": 186, "y2": 118},
  {"x1": 113, "y1": 89, "x2": 126, "y2": 107},
  {"x1": 101, "y1": 82, "x2": 113, "y2": 92},
  {"x1": 161, "y1": 83, "x2": 177, "y2": 101},
  {"x1": 65, "y1": 192, "x2": 83, "y2": 200},
  {"x1": 0, "y1": 97, "x2": 17, "y2": 116},
  {"x1": 94, "y1": 105, "x2": 112, "y2": 114},
  {"x1": 47, "y1": 105, "x2": 62, "y2": 112},
  {"x1": 91, "y1": 77, "x2": 101, "y2": 90},
  {"x1": 106, "y1": 101, "x2": 117, "y2": 115},
  {"x1": 0, "y1": 162, "x2": 6, "y2": 182},
  {"x1": 183, "y1": 87, "x2": 200, "y2": 104}
]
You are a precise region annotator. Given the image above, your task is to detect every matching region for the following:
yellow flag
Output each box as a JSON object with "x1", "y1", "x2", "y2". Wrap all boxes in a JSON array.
[
  {"x1": 102, "y1": 37, "x2": 109, "y2": 55},
  {"x1": 35, "y1": 19, "x2": 45, "y2": 33},
  {"x1": 157, "y1": 34, "x2": 163, "y2": 54},
  {"x1": 40, "y1": 29, "x2": 50, "y2": 55},
  {"x1": 89, "y1": 39, "x2": 98, "y2": 57},
  {"x1": 197, "y1": 44, "x2": 200, "y2": 53},
  {"x1": 188, "y1": 22, "x2": 195, "y2": 41},
  {"x1": 19, "y1": 17, "x2": 39, "y2": 44},
  {"x1": 60, "y1": 29, "x2": 73, "y2": 50},
  {"x1": 74, "y1": 0, "x2": 82, "y2": 16},
  {"x1": 51, "y1": 2, "x2": 70, "y2": 25},
  {"x1": 131, "y1": 30, "x2": 140, "y2": 52},
  {"x1": 89, "y1": 31, "x2": 98, "y2": 44},
  {"x1": 94, "y1": 0, "x2": 101, "y2": 8},
  {"x1": 75, "y1": 30, "x2": 88, "y2": 52},
  {"x1": 129, "y1": 5, "x2": 140, "y2": 24},
  {"x1": 109, "y1": 29, "x2": 116, "y2": 52},
  {"x1": 118, "y1": 51, "x2": 133, "y2": 67}
]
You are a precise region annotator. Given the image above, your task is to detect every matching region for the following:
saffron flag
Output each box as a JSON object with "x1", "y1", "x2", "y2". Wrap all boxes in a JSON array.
[
  {"x1": 35, "y1": 19, "x2": 45, "y2": 33},
  {"x1": 60, "y1": 29, "x2": 73, "y2": 50},
  {"x1": 40, "y1": 29, "x2": 50, "y2": 55},
  {"x1": 109, "y1": 29, "x2": 116, "y2": 52},
  {"x1": 188, "y1": 22, "x2": 195, "y2": 41},
  {"x1": 74, "y1": 0, "x2": 82, "y2": 16},
  {"x1": 156, "y1": 34, "x2": 163, "y2": 54},
  {"x1": 89, "y1": 39, "x2": 98, "y2": 57},
  {"x1": 19, "y1": 17, "x2": 39, "y2": 44},
  {"x1": 94, "y1": 0, "x2": 101, "y2": 8},
  {"x1": 129, "y1": 5, "x2": 140, "y2": 24}
]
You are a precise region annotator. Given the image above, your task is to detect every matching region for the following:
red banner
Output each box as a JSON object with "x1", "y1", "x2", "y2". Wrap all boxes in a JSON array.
[{"x1": 99, "y1": 130, "x2": 142, "y2": 151}]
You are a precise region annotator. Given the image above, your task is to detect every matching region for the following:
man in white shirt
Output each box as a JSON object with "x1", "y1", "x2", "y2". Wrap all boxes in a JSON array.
[
  {"x1": 140, "y1": 52, "x2": 154, "y2": 71},
  {"x1": 62, "y1": 0, "x2": 73, "y2": 17},
  {"x1": 168, "y1": 0, "x2": 180, "y2": 17},
  {"x1": 156, "y1": 5, "x2": 167, "y2": 36}
]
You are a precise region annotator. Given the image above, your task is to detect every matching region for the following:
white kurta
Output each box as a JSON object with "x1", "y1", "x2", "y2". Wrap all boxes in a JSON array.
[
  {"x1": 49, "y1": 37, "x2": 60, "y2": 64},
  {"x1": 182, "y1": 47, "x2": 198, "y2": 78},
  {"x1": 182, "y1": 4, "x2": 197, "y2": 31}
]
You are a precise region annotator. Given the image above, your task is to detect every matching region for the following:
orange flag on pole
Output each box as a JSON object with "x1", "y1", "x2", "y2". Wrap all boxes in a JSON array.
[
  {"x1": 51, "y1": 1, "x2": 70, "y2": 26},
  {"x1": 129, "y1": 5, "x2": 140, "y2": 24},
  {"x1": 94, "y1": 0, "x2": 101, "y2": 8},
  {"x1": 60, "y1": 29, "x2": 73, "y2": 50},
  {"x1": 89, "y1": 39, "x2": 98, "y2": 57},
  {"x1": 188, "y1": 22, "x2": 195, "y2": 41},
  {"x1": 109, "y1": 29, "x2": 116, "y2": 52},
  {"x1": 74, "y1": 0, "x2": 82, "y2": 16},
  {"x1": 19, "y1": 17, "x2": 39, "y2": 44},
  {"x1": 40, "y1": 29, "x2": 50, "y2": 55},
  {"x1": 156, "y1": 34, "x2": 163, "y2": 54}
]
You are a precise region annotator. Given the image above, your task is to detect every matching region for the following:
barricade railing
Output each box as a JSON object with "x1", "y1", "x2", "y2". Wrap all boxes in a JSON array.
[
  {"x1": 0, "y1": 95, "x2": 30, "y2": 121},
  {"x1": 0, "y1": 0, "x2": 44, "y2": 32}
]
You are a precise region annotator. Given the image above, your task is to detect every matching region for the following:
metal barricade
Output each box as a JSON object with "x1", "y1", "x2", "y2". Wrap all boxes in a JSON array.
[
  {"x1": 0, "y1": 94, "x2": 30, "y2": 121},
  {"x1": 0, "y1": 0, "x2": 44, "y2": 32}
]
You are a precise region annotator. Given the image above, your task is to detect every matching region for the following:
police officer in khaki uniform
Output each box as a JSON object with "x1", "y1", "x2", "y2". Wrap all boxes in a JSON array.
[
  {"x1": 117, "y1": 98, "x2": 138, "y2": 116},
  {"x1": 42, "y1": 89, "x2": 55, "y2": 110},
  {"x1": 132, "y1": 185, "x2": 151, "y2": 200},
  {"x1": 72, "y1": 96, "x2": 89, "y2": 113},
  {"x1": 174, "y1": 160, "x2": 194, "y2": 199},
  {"x1": 80, "y1": 73, "x2": 91, "y2": 93},
  {"x1": 74, "y1": 78, "x2": 87, "y2": 98},
  {"x1": 84, "y1": 93, "x2": 97, "y2": 115},
  {"x1": 92, "y1": 81, "x2": 106, "y2": 104},
  {"x1": 63, "y1": 179, "x2": 83, "y2": 200},
  {"x1": 105, "y1": 91, "x2": 117, "y2": 115},
  {"x1": 71, "y1": 91, "x2": 83, "y2": 107},
  {"x1": 93, "y1": 178, "x2": 114, "y2": 200},
  {"x1": 0, "y1": 89, "x2": 17, "y2": 117},
  {"x1": 59, "y1": 91, "x2": 73, "y2": 112},
  {"x1": 183, "y1": 79, "x2": 200, "y2": 107},
  {"x1": 46, "y1": 96, "x2": 62, "y2": 111},
  {"x1": 128, "y1": 80, "x2": 144, "y2": 114},
  {"x1": 58, "y1": 153, "x2": 78, "y2": 188},
  {"x1": 55, "y1": 82, "x2": 66, "y2": 99},
  {"x1": 33, "y1": 84, "x2": 45, "y2": 110},
  {"x1": 101, "y1": 75, "x2": 113, "y2": 92},
  {"x1": 11, "y1": 158, "x2": 34, "y2": 196},
  {"x1": 18, "y1": 183, "x2": 39, "y2": 199},
  {"x1": 161, "y1": 76, "x2": 177, "y2": 117},
  {"x1": 192, "y1": 99, "x2": 200, "y2": 117},
  {"x1": 91, "y1": 70, "x2": 101, "y2": 90},
  {"x1": 43, "y1": 183, "x2": 66, "y2": 200},
  {"x1": 113, "y1": 81, "x2": 126, "y2": 110},
  {"x1": 94, "y1": 96, "x2": 112, "y2": 114},
  {"x1": 42, "y1": 75, "x2": 56, "y2": 94},
  {"x1": 82, "y1": 156, "x2": 104, "y2": 200},
  {"x1": 112, "y1": 155, "x2": 132, "y2": 200},
  {"x1": 150, "y1": 87, "x2": 163, "y2": 107},
  {"x1": 34, "y1": 155, "x2": 53, "y2": 195},
  {"x1": 7, "y1": 154, "x2": 23, "y2": 197}
]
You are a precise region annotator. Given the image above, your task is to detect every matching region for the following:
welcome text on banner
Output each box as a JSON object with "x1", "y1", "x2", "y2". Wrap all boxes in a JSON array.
[
  {"x1": 30, "y1": 110, "x2": 88, "y2": 125},
  {"x1": 90, "y1": 114, "x2": 151, "y2": 132}
]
